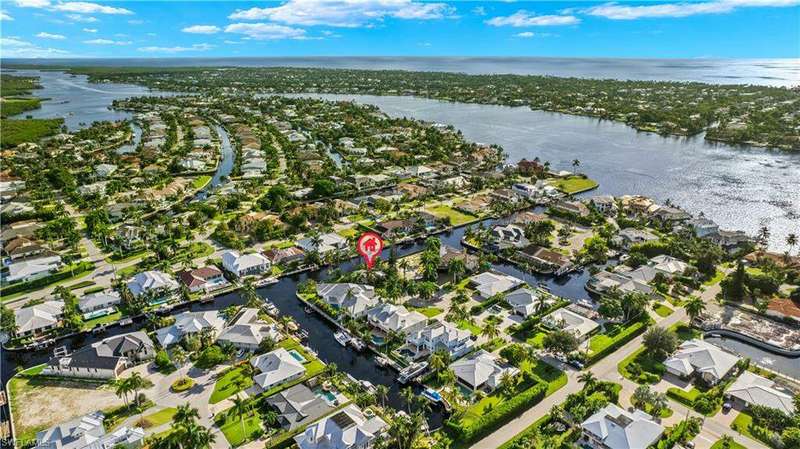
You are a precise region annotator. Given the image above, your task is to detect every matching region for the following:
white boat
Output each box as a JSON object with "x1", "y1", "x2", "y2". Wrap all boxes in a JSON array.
[
  {"x1": 334, "y1": 330, "x2": 351, "y2": 346},
  {"x1": 349, "y1": 338, "x2": 366, "y2": 351},
  {"x1": 255, "y1": 277, "x2": 278, "y2": 287},
  {"x1": 375, "y1": 356, "x2": 390, "y2": 367},
  {"x1": 398, "y1": 362, "x2": 428, "y2": 384},
  {"x1": 359, "y1": 380, "x2": 376, "y2": 393},
  {"x1": 118, "y1": 318, "x2": 133, "y2": 326}
]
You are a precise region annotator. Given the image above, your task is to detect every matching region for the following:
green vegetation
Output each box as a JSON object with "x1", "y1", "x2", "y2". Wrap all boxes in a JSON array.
[
  {"x1": 653, "y1": 303, "x2": 674, "y2": 317},
  {"x1": 210, "y1": 365, "x2": 254, "y2": 404},
  {"x1": 191, "y1": 175, "x2": 212, "y2": 190},
  {"x1": 408, "y1": 305, "x2": 443, "y2": 317},
  {"x1": 548, "y1": 175, "x2": 598, "y2": 194},
  {"x1": 710, "y1": 438, "x2": 748, "y2": 449},
  {"x1": 170, "y1": 377, "x2": 195, "y2": 392},
  {"x1": 137, "y1": 407, "x2": 177, "y2": 428},
  {"x1": 0, "y1": 118, "x2": 63, "y2": 148},
  {"x1": 0, "y1": 261, "x2": 94, "y2": 299},
  {"x1": 587, "y1": 317, "x2": 651, "y2": 363},
  {"x1": 426, "y1": 204, "x2": 477, "y2": 226},
  {"x1": 2, "y1": 97, "x2": 42, "y2": 117}
]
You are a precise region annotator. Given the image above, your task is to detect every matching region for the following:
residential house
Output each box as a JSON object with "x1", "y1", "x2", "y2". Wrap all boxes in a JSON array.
[
  {"x1": 3, "y1": 236, "x2": 46, "y2": 261},
  {"x1": 726, "y1": 371, "x2": 796, "y2": 416},
  {"x1": 78, "y1": 290, "x2": 122, "y2": 314},
  {"x1": 221, "y1": 251, "x2": 271, "y2": 278},
  {"x1": 266, "y1": 383, "x2": 334, "y2": 430},
  {"x1": 396, "y1": 182, "x2": 429, "y2": 199},
  {"x1": 438, "y1": 245, "x2": 479, "y2": 273},
  {"x1": 589, "y1": 196, "x2": 618, "y2": 215},
  {"x1": 375, "y1": 219, "x2": 416, "y2": 239},
  {"x1": 541, "y1": 307, "x2": 600, "y2": 341},
  {"x1": 687, "y1": 217, "x2": 719, "y2": 238},
  {"x1": 580, "y1": 404, "x2": 664, "y2": 449},
  {"x1": 6, "y1": 254, "x2": 62, "y2": 283},
  {"x1": 294, "y1": 404, "x2": 387, "y2": 449},
  {"x1": 14, "y1": 300, "x2": 64, "y2": 337},
  {"x1": 516, "y1": 246, "x2": 573, "y2": 274},
  {"x1": 250, "y1": 347, "x2": 307, "y2": 390},
  {"x1": 505, "y1": 287, "x2": 555, "y2": 318},
  {"x1": 517, "y1": 158, "x2": 544, "y2": 175},
  {"x1": 126, "y1": 270, "x2": 179, "y2": 300},
  {"x1": 155, "y1": 310, "x2": 225, "y2": 347},
  {"x1": 450, "y1": 350, "x2": 520, "y2": 393},
  {"x1": 366, "y1": 304, "x2": 427, "y2": 335},
  {"x1": 490, "y1": 188, "x2": 521, "y2": 205},
  {"x1": 586, "y1": 271, "x2": 655, "y2": 297},
  {"x1": 614, "y1": 228, "x2": 658, "y2": 249},
  {"x1": 651, "y1": 206, "x2": 691, "y2": 224},
  {"x1": 177, "y1": 266, "x2": 227, "y2": 293},
  {"x1": 468, "y1": 271, "x2": 525, "y2": 300},
  {"x1": 217, "y1": 308, "x2": 282, "y2": 351},
  {"x1": 553, "y1": 199, "x2": 590, "y2": 217},
  {"x1": 94, "y1": 164, "x2": 118, "y2": 178},
  {"x1": 43, "y1": 331, "x2": 155, "y2": 380},
  {"x1": 264, "y1": 247, "x2": 306, "y2": 266},
  {"x1": 664, "y1": 339, "x2": 739, "y2": 385},
  {"x1": 297, "y1": 232, "x2": 348, "y2": 254},
  {"x1": 491, "y1": 224, "x2": 529, "y2": 249},
  {"x1": 0, "y1": 219, "x2": 42, "y2": 241},
  {"x1": 36, "y1": 412, "x2": 145, "y2": 449},
  {"x1": 405, "y1": 320, "x2": 474, "y2": 360},
  {"x1": 316, "y1": 283, "x2": 379, "y2": 317},
  {"x1": 709, "y1": 230, "x2": 752, "y2": 253}
]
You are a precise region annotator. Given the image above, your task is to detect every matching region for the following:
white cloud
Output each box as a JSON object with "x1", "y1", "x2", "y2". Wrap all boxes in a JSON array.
[
  {"x1": 182, "y1": 25, "x2": 221, "y2": 34},
  {"x1": 128, "y1": 19, "x2": 144, "y2": 24},
  {"x1": 36, "y1": 31, "x2": 65, "y2": 39},
  {"x1": 224, "y1": 22, "x2": 308, "y2": 40},
  {"x1": 54, "y1": 2, "x2": 132, "y2": 15},
  {"x1": 584, "y1": 0, "x2": 800, "y2": 20},
  {"x1": 14, "y1": 0, "x2": 50, "y2": 8},
  {"x1": 229, "y1": 0, "x2": 456, "y2": 27},
  {"x1": 515, "y1": 31, "x2": 535, "y2": 38},
  {"x1": 486, "y1": 10, "x2": 580, "y2": 26},
  {"x1": 66, "y1": 14, "x2": 98, "y2": 22},
  {"x1": 472, "y1": 6, "x2": 486, "y2": 16},
  {"x1": 83, "y1": 38, "x2": 131, "y2": 45},
  {"x1": 138, "y1": 43, "x2": 215, "y2": 53},
  {"x1": 1, "y1": 36, "x2": 70, "y2": 57},
  {"x1": 82, "y1": 27, "x2": 97, "y2": 32},
  {"x1": 0, "y1": 11, "x2": 13, "y2": 20}
]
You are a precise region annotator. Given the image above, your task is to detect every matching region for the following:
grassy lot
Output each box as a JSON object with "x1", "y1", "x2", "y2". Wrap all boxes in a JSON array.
[
  {"x1": 136, "y1": 407, "x2": 177, "y2": 429},
  {"x1": 408, "y1": 306, "x2": 443, "y2": 318},
  {"x1": 425, "y1": 204, "x2": 476, "y2": 226},
  {"x1": 337, "y1": 226, "x2": 359, "y2": 238},
  {"x1": 710, "y1": 438, "x2": 748, "y2": 449},
  {"x1": 1, "y1": 118, "x2": 63, "y2": 148},
  {"x1": 703, "y1": 269, "x2": 726, "y2": 286},
  {"x1": 731, "y1": 411, "x2": 760, "y2": 444},
  {"x1": 456, "y1": 319, "x2": 483, "y2": 335},
  {"x1": 210, "y1": 365, "x2": 254, "y2": 404},
  {"x1": 106, "y1": 249, "x2": 150, "y2": 263},
  {"x1": 547, "y1": 176, "x2": 598, "y2": 194},
  {"x1": 81, "y1": 311, "x2": 123, "y2": 331},
  {"x1": 587, "y1": 318, "x2": 650, "y2": 360},
  {"x1": 1, "y1": 97, "x2": 42, "y2": 116},
  {"x1": 525, "y1": 331, "x2": 547, "y2": 348},
  {"x1": 653, "y1": 303, "x2": 674, "y2": 317},
  {"x1": 219, "y1": 410, "x2": 263, "y2": 447},
  {"x1": 618, "y1": 346, "x2": 665, "y2": 384},
  {"x1": 191, "y1": 175, "x2": 212, "y2": 190},
  {"x1": 67, "y1": 280, "x2": 95, "y2": 290}
]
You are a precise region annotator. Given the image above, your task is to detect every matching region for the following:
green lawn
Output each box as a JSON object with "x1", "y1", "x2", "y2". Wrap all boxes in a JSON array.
[
  {"x1": 587, "y1": 318, "x2": 650, "y2": 362},
  {"x1": 703, "y1": 269, "x2": 726, "y2": 286},
  {"x1": 731, "y1": 411, "x2": 759, "y2": 443},
  {"x1": 548, "y1": 176, "x2": 598, "y2": 194},
  {"x1": 457, "y1": 319, "x2": 483, "y2": 335},
  {"x1": 618, "y1": 347, "x2": 665, "y2": 384},
  {"x1": 220, "y1": 411, "x2": 263, "y2": 447},
  {"x1": 425, "y1": 204, "x2": 477, "y2": 226},
  {"x1": 137, "y1": 407, "x2": 177, "y2": 428},
  {"x1": 710, "y1": 438, "x2": 748, "y2": 449},
  {"x1": 191, "y1": 175, "x2": 212, "y2": 190},
  {"x1": 210, "y1": 365, "x2": 254, "y2": 404},
  {"x1": 408, "y1": 306, "x2": 443, "y2": 318},
  {"x1": 81, "y1": 311, "x2": 123, "y2": 331},
  {"x1": 653, "y1": 304, "x2": 674, "y2": 317},
  {"x1": 67, "y1": 280, "x2": 95, "y2": 290}
]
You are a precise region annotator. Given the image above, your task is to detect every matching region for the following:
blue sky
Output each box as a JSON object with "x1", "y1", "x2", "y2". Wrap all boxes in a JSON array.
[{"x1": 1, "y1": 0, "x2": 798, "y2": 59}]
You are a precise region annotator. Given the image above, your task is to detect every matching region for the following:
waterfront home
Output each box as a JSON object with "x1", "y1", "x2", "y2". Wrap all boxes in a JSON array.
[
  {"x1": 553, "y1": 199, "x2": 591, "y2": 217},
  {"x1": 78, "y1": 290, "x2": 122, "y2": 314},
  {"x1": 650, "y1": 255, "x2": 690, "y2": 278},
  {"x1": 250, "y1": 347, "x2": 307, "y2": 391},
  {"x1": 375, "y1": 219, "x2": 416, "y2": 239},
  {"x1": 450, "y1": 350, "x2": 520, "y2": 393},
  {"x1": 468, "y1": 271, "x2": 525, "y2": 300},
  {"x1": 620, "y1": 195, "x2": 656, "y2": 217},
  {"x1": 709, "y1": 230, "x2": 752, "y2": 253},
  {"x1": 43, "y1": 331, "x2": 155, "y2": 380},
  {"x1": 294, "y1": 403, "x2": 387, "y2": 449},
  {"x1": 177, "y1": 266, "x2": 227, "y2": 293},
  {"x1": 589, "y1": 195, "x2": 618, "y2": 215},
  {"x1": 580, "y1": 403, "x2": 664, "y2": 449},
  {"x1": 490, "y1": 188, "x2": 522, "y2": 204},
  {"x1": 264, "y1": 247, "x2": 305, "y2": 266},
  {"x1": 126, "y1": 270, "x2": 179, "y2": 300},
  {"x1": 516, "y1": 246, "x2": 573, "y2": 274},
  {"x1": 266, "y1": 383, "x2": 334, "y2": 430},
  {"x1": 541, "y1": 307, "x2": 600, "y2": 341},
  {"x1": 217, "y1": 308, "x2": 282, "y2": 351},
  {"x1": 438, "y1": 245, "x2": 479, "y2": 273},
  {"x1": 502, "y1": 211, "x2": 550, "y2": 227},
  {"x1": 517, "y1": 158, "x2": 544, "y2": 175},
  {"x1": 490, "y1": 224, "x2": 529, "y2": 249},
  {"x1": 587, "y1": 271, "x2": 655, "y2": 297},
  {"x1": 725, "y1": 371, "x2": 796, "y2": 416},
  {"x1": 316, "y1": 283, "x2": 379, "y2": 318},
  {"x1": 455, "y1": 195, "x2": 491, "y2": 215},
  {"x1": 155, "y1": 310, "x2": 225, "y2": 347},
  {"x1": 14, "y1": 300, "x2": 64, "y2": 337},
  {"x1": 2, "y1": 236, "x2": 46, "y2": 261},
  {"x1": 297, "y1": 232, "x2": 349, "y2": 254},
  {"x1": 651, "y1": 205, "x2": 691, "y2": 223},
  {"x1": 510, "y1": 183, "x2": 540, "y2": 200},
  {"x1": 221, "y1": 251, "x2": 271, "y2": 278},
  {"x1": 396, "y1": 182, "x2": 430, "y2": 199},
  {"x1": 36, "y1": 411, "x2": 145, "y2": 449},
  {"x1": 505, "y1": 287, "x2": 555, "y2": 318},
  {"x1": 6, "y1": 254, "x2": 62, "y2": 283},
  {"x1": 404, "y1": 320, "x2": 474, "y2": 360},
  {"x1": 366, "y1": 303, "x2": 427, "y2": 336},
  {"x1": 664, "y1": 339, "x2": 738, "y2": 386},
  {"x1": 687, "y1": 217, "x2": 719, "y2": 238},
  {"x1": 614, "y1": 228, "x2": 658, "y2": 249}
]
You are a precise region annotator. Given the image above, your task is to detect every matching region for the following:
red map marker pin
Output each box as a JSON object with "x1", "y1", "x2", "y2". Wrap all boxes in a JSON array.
[{"x1": 357, "y1": 231, "x2": 384, "y2": 270}]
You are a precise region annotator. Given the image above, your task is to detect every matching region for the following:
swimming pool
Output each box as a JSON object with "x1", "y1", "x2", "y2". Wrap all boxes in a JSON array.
[
  {"x1": 288, "y1": 349, "x2": 307, "y2": 363},
  {"x1": 314, "y1": 388, "x2": 337, "y2": 404}
]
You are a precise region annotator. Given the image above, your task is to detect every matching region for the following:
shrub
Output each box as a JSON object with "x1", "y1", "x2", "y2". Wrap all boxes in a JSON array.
[
  {"x1": 195, "y1": 345, "x2": 228, "y2": 369},
  {"x1": 154, "y1": 350, "x2": 175, "y2": 373},
  {"x1": 171, "y1": 377, "x2": 195, "y2": 392}
]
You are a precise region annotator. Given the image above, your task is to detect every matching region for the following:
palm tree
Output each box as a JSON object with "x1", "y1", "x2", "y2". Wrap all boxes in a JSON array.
[
  {"x1": 401, "y1": 386, "x2": 415, "y2": 413},
  {"x1": 482, "y1": 320, "x2": 499, "y2": 341},
  {"x1": 787, "y1": 233, "x2": 798, "y2": 256},
  {"x1": 174, "y1": 403, "x2": 200, "y2": 427},
  {"x1": 578, "y1": 371, "x2": 597, "y2": 388},
  {"x1": 182, "y1": 422, "x2": 216, "y2": 449},
  {"x1": 684, "y1": 296, "x2": 706, "y2": 323},
  {"x1": 428, "y1": 350, "x2": 450, "y2": 372},
  {"x1": 126, "y1": 372, "x2": 148, "y2": 407},
  {"x1": 231, "y1": 395, "x2": 251, "y2": 438},
  {"x1": 572, "y1": 159, "x2": 580, "y2": 170},
  {"x1": 113, "y1": 378, "x2": 133, "y2": 408},
  {"x1": 374, "y1": 384, "x2": 389, "y2": 408},
  {"x1": 447, "y1": 258, "x2": 466, "y2": 284},
  {"x1": 757, "y1": 226, "x2": 771, "y2": 246}
]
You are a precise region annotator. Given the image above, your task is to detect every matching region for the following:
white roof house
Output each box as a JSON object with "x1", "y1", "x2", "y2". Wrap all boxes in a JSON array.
[
  {"x1": 650, "y1": 255, "x2": 690, "y2": 277},
  {"x1": 726, "y1": 371, "x2": 796, "y2": 416},
  {"x1": 14, "y1": 300, "x2": 64, "y2": 336},
  {"x1": 316, "y1": 283, "x2": 379, "y2": 317},
  {"x1": 221, "y1": 250, "x2": 270, "y2": 278},
  {"x1": 36, "y1": 411, "x2": 144, "y2": 449},
  {"x1": 580, "y1": 404, "x2": 664, "y2": 449},
  {"x1": 505, "y1": 287, "x2": 555, "y2": 317},
  {"x1": 78, "y1": 291, "x2": 122, "y2": 314},
  {"x1": 6, "y1": 255, "x2": 62, "y2": 283},
  {"x1": 295, "y1": 404, "x2": 387, "y2": 449},
  {"x1": 217, "y1": 308, "x2": 282, "y2": 350},
  {"x1": 468, "y1": 271, "x2": 525, "y2": 299},
  {"x1": 297, "y1": 232, "x2": 349, "y2": 254},
  {"x1": 366, "y1": 303, "x2": 427, "y2": 335},
  {"x1": 155, "y1": 310, "x2": 225, "y2": 347},
  {"x1": 126, "y1": 270, "x2": 179, "y2": 298},
  {"x1": 250, "y1": 347, "x2": 307, "y2": 390},
  {"x1": 664, "y1": 339, "x2": 739, "y2": 385},
  {"x1": 450, "y1": 350, "x2": 520, "y2": 392},
  {"x1": 94, "y1": 164, "x2": 118, "y2": 178},
  {"x1": 541, "y1": 307, "x2": 600, "y2": 340},
  {"x1": 406, "y1": 320, "x2": 474, "y2": 359}
]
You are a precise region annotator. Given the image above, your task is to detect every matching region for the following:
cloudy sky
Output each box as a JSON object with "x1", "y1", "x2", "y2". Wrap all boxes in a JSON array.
[{"x1": 1, "y1": 0, "x2": 798, "y2": 58}]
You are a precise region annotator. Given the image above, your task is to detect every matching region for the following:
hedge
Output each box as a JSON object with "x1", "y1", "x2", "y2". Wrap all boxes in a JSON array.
[
  {"x1": 587, "y1": 318, "x2": 650, "y2": 365},
  {"x1": 0, "y1": 261, "x2": 94, "y2": 296},
  {"x1": 446, "y1": 382, "x2": 548, "y2": 443}
]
